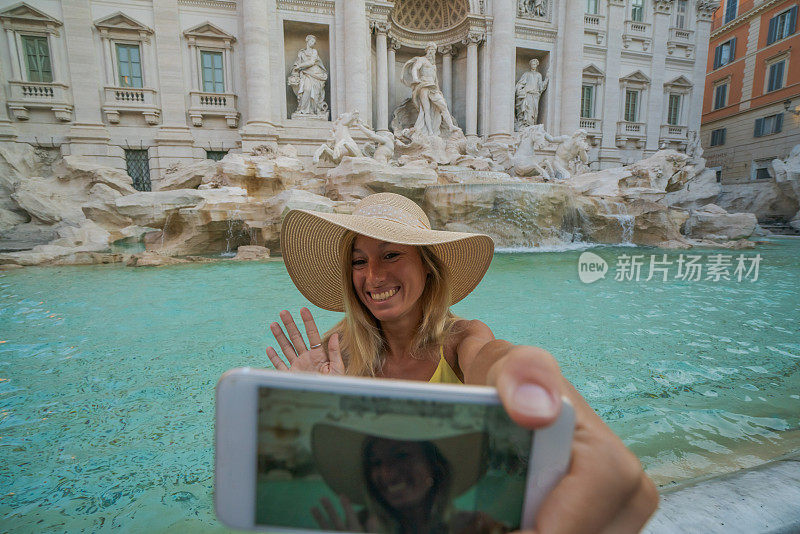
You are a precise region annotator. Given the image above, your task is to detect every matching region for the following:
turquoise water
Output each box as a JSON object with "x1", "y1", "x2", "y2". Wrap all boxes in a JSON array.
[{"x1": 1, "y1": 238, "x2": 799, "y2": 531}]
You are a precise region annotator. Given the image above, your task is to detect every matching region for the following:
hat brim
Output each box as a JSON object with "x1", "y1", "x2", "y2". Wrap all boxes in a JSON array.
[
  {"x1": 311, "y1": 422, "x2": 488, "y2": 505},
  {"x1": 281, "y1": 209, "x2": 495, "y2": 312}
]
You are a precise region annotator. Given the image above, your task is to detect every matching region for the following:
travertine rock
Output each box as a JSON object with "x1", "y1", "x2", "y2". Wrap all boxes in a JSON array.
[
  {"x1": 233, "y1": 245, "x2": 270, "y2": 261},
  {"x1": 157, "y1": 159, "x2": 219, "y2": 191},
  {"x1": 127, "y1": 251, "x2": 190, "y2": 267},
  {"x1": 716, "y1": 181, "x2": 798, "y2": 221},
  {"x1": 684, "y1": 204, "x2": 757, "y2": 240},
  {"x1": 663, "y1": 167, "x2": 721, "y2": 210},
  {"x1": 326, "y1": 157, "x2": 438, "y2": 203}
]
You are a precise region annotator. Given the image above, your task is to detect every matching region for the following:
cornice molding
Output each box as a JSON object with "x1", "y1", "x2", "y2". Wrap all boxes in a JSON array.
[
  {"x1": 276, "y1": 0, "x2": 335, "y2": 16},
  {"x1": 177, "y1": 0, "x2": 237, "y2": 9},
  {"x1": 710, "y1": 0, "x2": 783, "y2": 38}
]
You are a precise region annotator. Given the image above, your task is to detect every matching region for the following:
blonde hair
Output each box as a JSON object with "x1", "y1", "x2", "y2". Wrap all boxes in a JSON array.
[{"x1": 324, "y1": 232, "x2": 458, "y2": 376}]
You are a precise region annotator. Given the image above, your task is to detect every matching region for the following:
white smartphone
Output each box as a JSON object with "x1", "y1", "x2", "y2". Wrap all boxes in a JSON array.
[{"x1": 215, "y1": 368, "x2": 574, "y2": 533}]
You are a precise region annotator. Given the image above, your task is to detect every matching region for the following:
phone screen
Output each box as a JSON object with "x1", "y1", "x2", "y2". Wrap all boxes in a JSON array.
[{"x1": 255, "y1": 386, "x2": 534, "y2": 533}]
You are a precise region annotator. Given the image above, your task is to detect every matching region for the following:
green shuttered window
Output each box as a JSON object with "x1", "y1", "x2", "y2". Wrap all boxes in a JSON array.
[
  {"x1": 201, "y1": 51, "x2": 225, "y2": 93},
  {"x1": 116, "y1": 43, "x2": 143, "y2": 88},
  {"x1": 22, "y1": 35, "x2": 52, "y2": 83}
]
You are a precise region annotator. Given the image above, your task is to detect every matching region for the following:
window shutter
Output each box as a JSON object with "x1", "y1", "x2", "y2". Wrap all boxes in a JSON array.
[
  {"x1": 730, "y1": 37, "x2": 736, "y2": 60},
  {"x1": 714, "y1": 45, "x2": 722, "y2": 68},
  {"x1": 721, "y1": 128, "x2": 727, "y2": 145},
  {"x1": 775, "y1": 113, "x2": 783, "y2": 133},
  {"x1": 754, "y1": 118, "x2": 762, "y2": 137},
  {"x1": 767, "y1": 16, "x2": 778, "y2": 45},
  {"x1": 789, "y1": 6, "x2": 798, "y2": 35}
]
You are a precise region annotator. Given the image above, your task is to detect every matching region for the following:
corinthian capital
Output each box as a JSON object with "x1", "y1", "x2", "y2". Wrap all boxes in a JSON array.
[
  {"x1": 370, "y1": 20, "x2": 390, "y2": 34},
  {"x1": 462, "y1": 30, "x2": 485, "y2": 46},
  {"x1": 653, "y1": 0, "x2": 674, "y2": 15}
]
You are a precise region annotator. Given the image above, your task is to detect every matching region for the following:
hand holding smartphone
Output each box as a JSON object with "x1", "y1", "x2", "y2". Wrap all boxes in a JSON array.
[{"x1": 215, "y1": 368, "x2": 574, "y2": 533}]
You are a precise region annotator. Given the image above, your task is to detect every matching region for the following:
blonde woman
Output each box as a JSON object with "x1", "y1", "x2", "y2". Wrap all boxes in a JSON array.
[{"x1": 267, "y1": 193, "x2": 658, "y2": 533}]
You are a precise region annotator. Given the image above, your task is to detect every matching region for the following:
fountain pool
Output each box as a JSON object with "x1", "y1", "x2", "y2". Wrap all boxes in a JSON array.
[{"x1": 1, "y1": 238, "x2": 799, "y2": 531}]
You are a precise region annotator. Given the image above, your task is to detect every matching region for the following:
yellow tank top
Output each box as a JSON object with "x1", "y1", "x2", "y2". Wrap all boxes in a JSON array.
[{"x1": 428, "y1": 347, "x2": 463, "y2": 384}]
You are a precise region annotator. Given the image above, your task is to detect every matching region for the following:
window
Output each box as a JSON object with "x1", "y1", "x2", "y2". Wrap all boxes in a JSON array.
[
  {"x1": 624, "y1": 90, "x2": 639, "y2": 122},
  {"x1": 755, "y1": 167, "x2": 772, "y2": 179},
  {"x1": 766, "y1": 6, "x2": 798, "y2": 45},
  {"x1": 21, "y1": 35, "x2": 52, "y2": 82},
  {"x1": 675, "y1": 0, "x2": 687, "y2": 29},
  {"x1": 667, "y1": 94, "x2": 682, "y2": 125},
  {"x1": 713, "y1": 82, "x2": 728, "y2": 110},
  {"x1": 116, "y1": 43, "x2": 143, "y2": 88},
  {"x1": 581, "y1": 85, "x2": 595, "y2": 118},
  {"x1": 631, "y1": 0, "x2": 644, "y2": 21},
  {"x1": 586, "y1": 0, "x2": 599, "y2": 14},
  {"x1": 201, "y1": 51, "x2": 225, "y2": 93},
  {"x1": 715, "y1": 169, "x2": 722, "y2": 183},
  {"x1": 724, "y1": 0, "x2": 738, "y2": 24},
  {"x1": 710, "y1": 128, "x2": 727, "y2": 146},
  {"x1": 766, "y1": 59, "x2": 786, "y2": 92},
  {"x1": 753, "y1": 113, "x2": 783, "y2": 137},
  {"x1": 206, "y1": 150, "x2": 228, "y2": 161},
  {"x1": 125, "y1": 149, "x2": 151, "y2": 191},
  {"x1": 713, "y1": 38, "x2": 736, "y2": 69}
]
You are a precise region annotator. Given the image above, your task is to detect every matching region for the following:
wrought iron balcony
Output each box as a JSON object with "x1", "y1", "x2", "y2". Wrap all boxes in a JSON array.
[
  {"x1": 188, "y1": 91, "x2": 239, "y2": 128},
  {"x1": 102, "y1": 86, "x2": 160, "y2": 125},
  {"x1": 7, "y1": 81, "x2": 72, "y2": 121}
]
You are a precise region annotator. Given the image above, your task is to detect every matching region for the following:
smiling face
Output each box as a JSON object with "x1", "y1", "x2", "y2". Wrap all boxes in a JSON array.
[
  {"x1": 365, "y1": 439, "x2": 436, "y2": 511},
  {"x1": 351, "y1": 235, "x2": 428, "y2": 324}
]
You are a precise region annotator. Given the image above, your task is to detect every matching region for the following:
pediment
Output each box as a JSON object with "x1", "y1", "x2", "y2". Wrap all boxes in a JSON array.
[
  {"x1": 664, "y1": 75, "x2": 693, "y2": 89},
  {"x1": 94, "y1": 12, "x2": 153, "y2": 34},
  {"x1": 0, "y1": 2, "x2": 61, "y2": 26},
  {"x1": 582, "y1": 64, "x2": 605, "y2": 78},
  {"x1": 184, "y1": 22, "x2": 235, "y2": 41},
  {"x1": 620, "y1": 70, "x2": 651, "y2": 84}
]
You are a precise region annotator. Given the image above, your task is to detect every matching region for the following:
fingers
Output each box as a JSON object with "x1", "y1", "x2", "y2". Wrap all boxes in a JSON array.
[
  {"x1": 265, "y1": 346, "x2": 288, "y2": 371},
  {"x1": 327, "y1": 333, "x2": 345, "y2": 375},
  {"x1": 300, "y1": 307, "x2": 323, "y2": 348},
  {"x1": 488, "y1": 346, "x2": 563, "y2": 429},
  {"x1": 270, "y1": 320, "x2": 298, "y2": 363},
  {"x1": 311, "y1": 506, "x2": 332, "y2": 530},
  {"x1": 339, "y1": 494, "x2": 362, "y2": 531},
  {"x1": 280, "y1": 310, "x2": 308, "y2": 354}
]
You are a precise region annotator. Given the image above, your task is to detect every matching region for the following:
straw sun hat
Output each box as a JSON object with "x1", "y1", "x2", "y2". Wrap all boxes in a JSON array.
[
  {"x1": 281, "y1": 193, "x2": 494, "y2": 312},
  {"x1": 311, "y1": 417, "x2": 488, "y2": 505}
]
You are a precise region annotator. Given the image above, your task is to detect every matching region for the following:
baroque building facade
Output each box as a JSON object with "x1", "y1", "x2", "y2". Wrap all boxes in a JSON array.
[
  {"x1": 699, "y1": 0, "x2": 799, "y2": 185},
  {"x1": 0, "y1": 0, "x2": 715, "y2": 189}
]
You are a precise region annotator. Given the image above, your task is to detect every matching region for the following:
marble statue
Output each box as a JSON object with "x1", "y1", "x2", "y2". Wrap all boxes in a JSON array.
[
  {"x1": 552, "y1": 129, "x2": 590, "y2": 180},
  {"x1": 512, "y1": 125, "x2": 555, "y2": 178},
  {"x1": 356, "y1": 121, "x2": 395, "y2": 165},
  {"x1": 686, "y1": 130, "x2": 703, "y2": 161},
  {"x1": 288, "y1": 35, "x2": 329, "y2": 119},
  {"x1": 313, "y1": 111, "x2": 362, "y2": 164},
  {"x1": 515, "y1": 59, "x2": 548, "y2": 129},
  {"x1": 520, "y1": 0, "x2": 547, "y2": 17},
  {"x1": 401, "y1": 42, "x2": 457, "y2": 137}
]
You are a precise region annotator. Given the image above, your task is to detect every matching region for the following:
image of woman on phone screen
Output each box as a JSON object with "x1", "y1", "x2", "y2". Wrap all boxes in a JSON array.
[
  {"x1": 309, "y1": 421, "x2": 505, "y2": 534},
  {"x1": 267, "y1": 193, "x2": 658, "y2": 533}
]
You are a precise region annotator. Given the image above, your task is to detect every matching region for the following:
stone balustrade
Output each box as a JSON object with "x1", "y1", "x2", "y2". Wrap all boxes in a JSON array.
[
  {"x1": 623, "y1": 20, "x2": 653, "y2": 50},
  {"x1": 6, "y1": 81, "x2": 73, "y2": 122},
  {"x1": 659, "y1": 124, "x2": 688, "y2": 142},
  {"x1": 616, "y1": 120, "x2": 647, "y2": 148},
  {"x1": 102, "y1": 86, "x2": 160, "y2": 125},
  {"x1": 188, "y1": 91, "x2": 239, "y2": 128},
  {"x1": 580, "y1": 117, "x2": 603, "y2": 146},
  {"x1": 667, "y1": 27, "x2": 695, "y2": 58}
]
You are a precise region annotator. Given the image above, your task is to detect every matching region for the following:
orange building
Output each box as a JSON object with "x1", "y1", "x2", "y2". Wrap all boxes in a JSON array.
[{"x1": 700, "y1": 0, "x2": 799, "y2": 220}]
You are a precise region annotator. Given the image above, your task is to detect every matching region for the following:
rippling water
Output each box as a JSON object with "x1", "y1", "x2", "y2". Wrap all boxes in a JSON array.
[{"x1": 1, "y1": 238, "x2": 799, "y2": 531}]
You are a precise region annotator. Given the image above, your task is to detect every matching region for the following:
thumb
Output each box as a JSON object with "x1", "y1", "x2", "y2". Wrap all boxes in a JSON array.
[{"x1": 328, "y1": 333, "x2": 345, "y2": 374}]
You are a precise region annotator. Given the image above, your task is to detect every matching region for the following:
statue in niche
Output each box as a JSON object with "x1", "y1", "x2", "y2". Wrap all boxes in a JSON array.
[
  {"x1": 288, "y1": 35, "x2": 329, "y2": 119},
  {"x1": 400, "y1": 42, "x2": 457, "y2": 137},
  {"x1": 313, "y1": 110, "x2": 362, "y2": 165},
  {"x1": 515, "y1": 58, "x2": 549, "y2": 129},
  {"x1": 520, "y1": 0, "x2": 547, "y2": 17},
  {"x1": 356, "y1": 121, "x2": 395, "y2": 165}
]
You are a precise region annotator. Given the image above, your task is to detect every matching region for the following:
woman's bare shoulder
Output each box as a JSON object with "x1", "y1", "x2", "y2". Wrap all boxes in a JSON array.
[{"x1": 451, "y1": 318, "x2": 494, "y2": 338}]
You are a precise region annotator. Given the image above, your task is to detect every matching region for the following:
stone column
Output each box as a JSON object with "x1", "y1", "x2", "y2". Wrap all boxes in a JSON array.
[
  {"x1": 372, "y1": 21, "x2": 389, "y2": 133},
  {"x1": 101, "y1": 33, "x2": 115, "y2": 85},
  {"x1": 559, "y1": 0, "x2": 584, "y2": 136},
  {"x1": 645, "y1": 0, "x2": 673, "y2": 152},
  {"x1": 241, "y1": 0, "x2": 277, "y2": 149},
  {"x1": 4, "y1": 30, "x2": 21, "y2": 80},
  {"x1": 440, "y1": 44, "x2": 454, "y2": 109},
  {"x1": 151, "y1": 0, "x2": 195, "y2": 180},
  {"x1": 691, "y1": 1, "x2": 716, "y2": 134},
  {"x1": 341, "y1": 0, "x2": 371, "y2": 123},
  {"x1": 388, "y1": 38, "x2": 399, "y2": 120},
  {"x1": 187, "y1": 38, "x2": 199, "y2": 91},
  {"x1": 463, "y1": 32, "x2": 482, "y2": 140},
  {"x1": 0, "y1": 36, "x2": 16, "y2": 140},
  {"x1": 61, "y1": 0, "x2": 111, "y2": 161},
  {"x1": 46, "y1": 32, "x2": 61, "y2": 83},
  {"x1": 488, "y1": 0, "x2": 515, "y2": 141},
  {"x1": 600, "y1": 0, "x2": 626, "y2": 161}
]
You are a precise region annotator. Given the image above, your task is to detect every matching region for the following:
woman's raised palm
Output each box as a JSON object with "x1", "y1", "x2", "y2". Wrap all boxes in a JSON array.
[{"x1": 266, "y1": 308, "x2": 345, "y2": 375}]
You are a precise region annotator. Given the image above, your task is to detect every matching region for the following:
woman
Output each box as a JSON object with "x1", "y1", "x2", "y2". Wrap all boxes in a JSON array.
[
  {"x1": 267, "y1": 193, "x2": 658, "y2": 533},
  {"x1": 309, "y1": 421, "x2": 503, "y2": 534}
]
